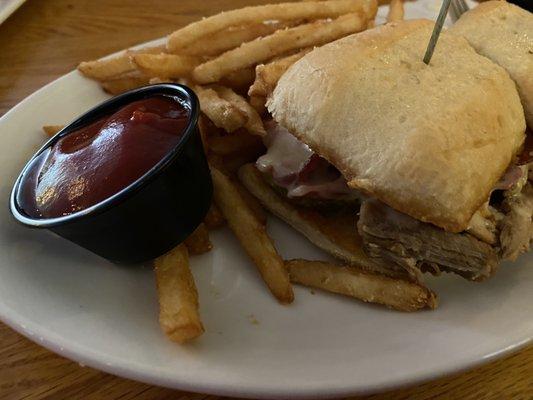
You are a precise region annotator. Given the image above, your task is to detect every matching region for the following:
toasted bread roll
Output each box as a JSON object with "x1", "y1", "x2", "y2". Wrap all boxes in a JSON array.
[
  {"x1": 268, "y1": 20, "x2": 526, "y2": 233},
  {"x1": 452, "y1": 1, "x2": 533, "y2": 128}
]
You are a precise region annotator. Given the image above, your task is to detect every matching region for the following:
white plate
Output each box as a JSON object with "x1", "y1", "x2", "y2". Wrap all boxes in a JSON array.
[
  {"x1": 0, "y1": 2, "x2": 531, "y2": 398},
  {"x1": 0, "y1": 0, "x2": 26, "y2": 25}
]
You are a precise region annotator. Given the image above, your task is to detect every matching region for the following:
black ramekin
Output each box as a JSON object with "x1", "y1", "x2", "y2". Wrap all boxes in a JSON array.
[{"x1": 10, "y1": 84, "x2": 213, "y2": 264}]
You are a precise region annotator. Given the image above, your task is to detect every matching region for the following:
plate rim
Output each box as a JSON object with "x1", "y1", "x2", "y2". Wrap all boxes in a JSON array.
[
  {"x1": 0, "y1": 0, "x2": 26, "y2": 25},
  {"x1": 0, "y1": 38, "x2": 531, "y2": 400},
  {"x1": 1, "y1": 284, "x2": 530, "y2": 399}
]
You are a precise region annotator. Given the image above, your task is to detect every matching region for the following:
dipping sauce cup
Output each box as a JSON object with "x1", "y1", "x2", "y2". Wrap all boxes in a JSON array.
[{"x1": 10, "y1": 84, "x2": 212, "y2": 264}]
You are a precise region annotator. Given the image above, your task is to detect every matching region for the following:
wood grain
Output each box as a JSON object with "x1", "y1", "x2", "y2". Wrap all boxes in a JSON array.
[{"x1": 0, "y1": 1, "x2": 532, "y2": 399}]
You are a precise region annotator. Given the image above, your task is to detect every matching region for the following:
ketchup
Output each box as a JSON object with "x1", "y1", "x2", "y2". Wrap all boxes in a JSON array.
[{"x1": 18, "y1": 96, "x2": 190, "y2": 218}]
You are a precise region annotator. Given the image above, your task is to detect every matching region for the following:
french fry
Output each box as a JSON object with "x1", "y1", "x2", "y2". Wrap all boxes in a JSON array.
[
  {"x1": 197, "y1": 114, "x2": 211, "y2": 154},
  {"x1": 78, "y1": 45, "x2": 164, "y2": 81},
  {"x1": 220, "y1": 67, "x2": 255, "y2": 93},
  {"x1": 78, "y1": 56, "x2": 135, "y2": 81},
  {"x1": 249, "y1": 95, "x2": 267, "y2": 116},
  {"x1": 194, "y1": 86, "x2": 247, "y2": 133},
  {"x1": 221, "y1": 152, "x2": 263, "y2": 175},
  {"x1": 209, "y1": 165, "x2": 266, "y2": 225},
  {"x1": 167, "y1": 0, "x2": 374, "y2": 52},
  {"x1": 178, "y1": 22, "x2": 292, "y2": 57},
  {"x1": 204, "y1": 203, "x2": 226, "y2": 229},
  {"x1": 184, "y1": 223, "x2": 213, "y2": 255},
  {"x1": 286, "y1": 259, "x2": 438, "y2": 311},
  {"x1": 248, "y1": 48, "x2": 312, "y2": 98},
  {"x1": 214, "y1": 86, "x2": 266, "y2": 136},
  {"x1": 127, "y1": 44, "x2": 167, "y2": 55},
  {"x1": 234, "y1": 180, "x2": 268, "y2": 225},
  {"x1": 209, "y1": 133, "x2": 265, "y2": 176},
  {"x1": 148, "y1": 77, "x2": 175, "y2": 84},
  {"x1": 210, "y1": 166, "x2": 293, "y2": 303},
  {"x1": 101, "y1": 75, "x2": 149, "y2": 95},
  {"x1": 387, "y1": 0, "x2": 404, "y2": 22},
  {"x1": 154, "y1": 244, "x2": 204, "y2": 343},
  {"x1": 208, "y1": 130, "x2": 264, "y2": 156},
  {"x1": 42, "y1": 125, "x2": 65, "y2": 137},
  {"x1": 193, "y1": 12, "x2": 373, "y2": 84},
  {"x1": 132, "y1": 53, "x2": 203, "y2": 78}
]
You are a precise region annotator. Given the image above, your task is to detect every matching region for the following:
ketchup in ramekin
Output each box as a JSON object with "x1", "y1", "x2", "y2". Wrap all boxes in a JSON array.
[
  {"x1": 10, "y1": 84, "x2": 212, "y2": 264},
  {"x1": 18, "y1": 96, "x2": 190, "y2": 219}
]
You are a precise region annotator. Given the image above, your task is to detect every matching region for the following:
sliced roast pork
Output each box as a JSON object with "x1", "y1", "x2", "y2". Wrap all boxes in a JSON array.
[
  {"x1": 500, "y1": 183, "x2": 533, "y2": 260},
  {"x1": 490, "y1": 160, "x2": 533, "y2": 260},
  {"x1": 357, "y1": 200, "x2": 499, "y2": 281}
]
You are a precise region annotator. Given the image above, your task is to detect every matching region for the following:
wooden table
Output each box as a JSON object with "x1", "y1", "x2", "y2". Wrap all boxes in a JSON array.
[{"x1": 0, "y1": 1, "x2": 532, "y2": 399}]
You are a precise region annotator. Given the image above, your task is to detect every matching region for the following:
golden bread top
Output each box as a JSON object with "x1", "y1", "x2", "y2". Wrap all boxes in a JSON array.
[
  {"x1": 268, "y1": 19, "x2": 526, "y2": 232},
  {"x1": 452, "y1": 1, "x2": 533, "y2": 128}
]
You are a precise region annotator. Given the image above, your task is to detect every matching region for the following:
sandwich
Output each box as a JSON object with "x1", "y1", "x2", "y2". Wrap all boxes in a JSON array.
[
  {"x1": 239, "y1": 19, "x2": 530, "y2": 285},
  {"x1": 451, "y1": 1, "x2": 533, "y2": 129}
]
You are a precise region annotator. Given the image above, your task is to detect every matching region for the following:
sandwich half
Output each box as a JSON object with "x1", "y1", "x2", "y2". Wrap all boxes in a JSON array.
[
  {"x1": 451, "y1": 1, "x2": 533, "y2": 128},
  {"x1": 239, "y1": 19, "x2": 530, "y2": 283}
]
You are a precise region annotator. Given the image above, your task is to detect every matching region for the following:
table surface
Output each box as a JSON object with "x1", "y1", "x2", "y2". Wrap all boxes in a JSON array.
[{"x1": 0, "y1": 1, "x2": 532, "y2": 399}]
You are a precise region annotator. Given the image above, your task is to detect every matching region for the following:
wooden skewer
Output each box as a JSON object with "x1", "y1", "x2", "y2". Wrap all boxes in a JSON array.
[{"x1": 423, "y1": 0, "x2": 453, "y2": 65}]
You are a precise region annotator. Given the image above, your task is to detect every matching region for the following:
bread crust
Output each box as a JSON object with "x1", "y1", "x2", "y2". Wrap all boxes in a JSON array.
[
  {"x1": 451, "y1": 1, "x2": 533, "y2": 128},
  {"x1": 268, "y1": 19, "x2": 525, "y2": 232}
]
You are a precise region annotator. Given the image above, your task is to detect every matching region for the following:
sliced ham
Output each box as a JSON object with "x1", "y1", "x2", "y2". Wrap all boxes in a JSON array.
[
  {"x1": 493, "y1": 165, "x2": 527, "y2": 192},
  {"x1": 256, "y1": 121, "x2": 355, "y2": 199}
]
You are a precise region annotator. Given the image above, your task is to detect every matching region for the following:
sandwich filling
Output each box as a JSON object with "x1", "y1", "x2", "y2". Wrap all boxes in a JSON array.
[
  {"x1": 256, "y1": 121, "x2": 533, "y2": 281},
  {"x1": 256, "y1": 121, "x2": 356, "y2": 201}
]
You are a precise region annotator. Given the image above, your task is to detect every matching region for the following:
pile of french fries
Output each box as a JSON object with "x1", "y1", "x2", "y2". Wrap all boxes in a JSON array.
[{"x1": 44, "y1": 0, "x2": 436, "y2": 345}]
